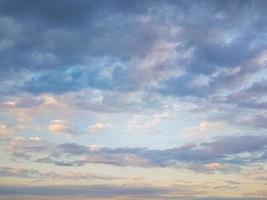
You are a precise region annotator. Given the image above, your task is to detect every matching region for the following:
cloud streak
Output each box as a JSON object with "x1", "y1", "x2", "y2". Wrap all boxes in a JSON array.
[{"x1": 7, "y1": 135, "x2": 267, "y2": 170}]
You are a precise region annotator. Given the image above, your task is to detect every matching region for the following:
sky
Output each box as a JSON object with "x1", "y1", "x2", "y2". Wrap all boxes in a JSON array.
[{"x1": 0, "y1": 0, "x2": 267, "y2": 199}]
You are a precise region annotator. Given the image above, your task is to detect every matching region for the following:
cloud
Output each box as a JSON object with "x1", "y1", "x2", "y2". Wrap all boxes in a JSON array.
[
  {"x1": 0, "y1": 123, "x2": 14, "y2": 140},
  {"x1": 225, "y1": 79, "x2": 267, "y2": 111},
  {"x1": 0, "y1": 184, "x2": 266, "y2": 200},
  {"x1": 5, "y1": 96, "x2": 44, "y2": 108},
  {"x1": 0, "y1": 2, "x2": 266, "y2": 199},
  {"x1": 88, "y1": 123, "x2": 110, "y2": 134},
  {"x1": 234, "y1": 114, "x2": 267, "y2": 129},
  {"x1": 6, "y1": 135, "x2": 267, "y2": 169},
  {"x1": 7, "y1": 136, "x2": 49, "y2": 160},
  {"x1": 0, "y1": 166, "x2": 41, "y2": 179},
  {"x1": 179, "y1": 121, "x2": 229, "y2": 142},
  {"x1": 124, "y1": 108, "x2": 177, "y2": 133},
  {"x1": 0, "y1": 166, "x2": 133, "y2": 182},
  {"x1": 48, "y1": 120, "x2": 73, "y2": 135},
  {"x1": 88, "y1": 144, "x2": 99, "y2": 151},
  {"x1": 67, "y1": 89, "x2": 165, "y2": 113},
  {"x1": 0, "y1": 184, "x2": 178, "y2": 199},
  {"x1": 204, "y1": 162, "x2": 221, "y2": 170},
  {"x1": 0, "y1": 2, "x2": 266, "y2": 148},
  {"x1": 189, "y1": 162, "x2": 241, "y2": 174},
  {"x1": 0, "y1": 0, "x2": 266, "y2": 103},
  {"x1": 184, "y1": 121, "x2": 226, "y2": 134}
]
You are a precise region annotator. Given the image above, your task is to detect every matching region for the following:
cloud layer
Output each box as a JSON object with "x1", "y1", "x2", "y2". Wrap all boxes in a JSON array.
[{"x1": 0, "y1": 0, "x2": 267, "y2": 199}]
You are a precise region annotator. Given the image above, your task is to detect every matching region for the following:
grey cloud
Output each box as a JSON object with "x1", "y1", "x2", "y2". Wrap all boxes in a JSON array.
[
  {"x1": 0, "y1": 185, "x2": 266, "y2": 200},
  {"x1": 15, "y1": 97, "x2": 44, "y2": 108},
  {"x1": 0, "y1": 0, "x2": 266, "y2": 100},
  {"x1": 56, "y1": 143, "x2": 88, "y2": 155},
  {"x1": 0, "y1": 0, "x2": 155, "y2": 72},
  {"x1": 238, "y1": 115, "x2": 267, "y2": 129},
  {"x1": 0, "y1": 166, "x2": 130, "y2": 182},
  {"x1": 0, "y1": 167, "x2": 40, "y2": 179},
  {"x1": 226, "y1": 79, "x2": 267, "y2": 110},
  {"x1": 0, "y1": 185, "x2": 173, "y2": 198},
  {"x1": 200, "y1": 135, "x2": 267, "y2": 156},
  {"x1": 197, "y1": 198, "x2": 267, "y2": 200},
  {"x1": 71, "y1": 90, "x2": 164, "y2": 113},
  {"x1": 9, "y1": 135, "x2": 267, "y2": 169}
]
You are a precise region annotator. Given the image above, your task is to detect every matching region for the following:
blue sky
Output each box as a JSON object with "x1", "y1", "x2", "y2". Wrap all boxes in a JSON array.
[{"x1": 0, "y1": 0, "x2": 267, "y2": 199}]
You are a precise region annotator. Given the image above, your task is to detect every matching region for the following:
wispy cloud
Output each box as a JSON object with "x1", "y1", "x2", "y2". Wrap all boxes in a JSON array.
[{"x1": 5, "y1": 135, "x2": 266, "y2": 170}]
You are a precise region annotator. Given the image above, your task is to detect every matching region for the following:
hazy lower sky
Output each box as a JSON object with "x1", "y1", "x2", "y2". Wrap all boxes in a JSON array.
[{"x1": 0, "y1": 0, "x2": 267, "y2": 199}]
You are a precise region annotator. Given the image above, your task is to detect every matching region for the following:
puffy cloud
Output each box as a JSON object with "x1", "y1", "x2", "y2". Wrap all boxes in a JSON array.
[
  {"x1": 180, "y1": 121, "x2": 229, "y2": 142},
  {"x1": 48, "y1": 120, "x2": 72, "y2": 135},
  {"x1": 88, "y1": 144, "x2": 99, "y2": 151},
  {"x1": 184, "y1": 121, "x2": 226, "y2": 134},
  {"x1": 88, "y1": 123, "x2": 110, "y2": 134},
  {"x1": 188, "y1": 162, "x2": 241, "y2": 174},
  {"x1": 204, "y1": 162, "x2": 221, "y2": 171},
  {"x1": 3, "y1": 95, "x2": 60, "y2": 109}
]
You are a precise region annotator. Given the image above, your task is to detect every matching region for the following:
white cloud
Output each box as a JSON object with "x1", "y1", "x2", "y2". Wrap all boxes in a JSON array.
[
  {"x1": 88, "y1": 123, "x2": 110, "y2": 134},
  {"x1": 43, "y1": 95, "x2": 59, "y2": 105},
  {"x1": 204, "y1": 162, "x2": 222, "y2": 171},
  {"x1": 179, "y1": 121, "x2": 228, "y2": 143},
  {"x1": 88, "y1": 144, "x2": 99, "y2": 151},
  {"x1": 184, "y1": 121, "x2": 226, "y2": 134},
  {"x1": 48, "y1": 120, "x2": 71, "y2": 135},
  {"x1": 8, "y1": 136, "x2": 43, "y2": 151},
  {"x1": 29, "y1": 136, "x2": 43, "y2": 142},
  {"x1": 125, "y1": 111, "x2": 174, "y2": 133},
  {"x1": 4, "y1": 101, "x2": 17, "y2": 107}
]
